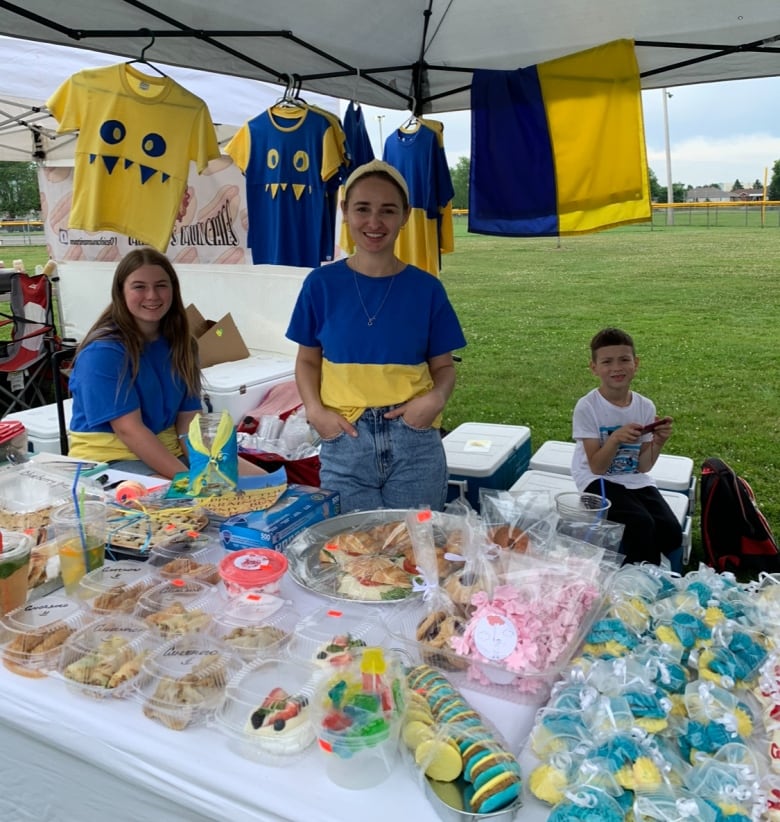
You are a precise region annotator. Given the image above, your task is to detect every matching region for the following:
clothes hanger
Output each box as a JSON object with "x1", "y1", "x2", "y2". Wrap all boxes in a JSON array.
[
  {"x1": 399, "y1": 96, "x2": 420, "y2": 132},
  {"x1": 125, "y1": 29, "x2": 168, "y2": 78},
  {"x1": 272, "y1": 74, "x2": 307, "y2": 112}
]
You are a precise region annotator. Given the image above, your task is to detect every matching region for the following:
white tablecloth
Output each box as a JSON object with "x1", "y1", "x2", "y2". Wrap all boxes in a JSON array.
[{"x1": 1, "y1": 576, "x2": 552, "y2": 822}]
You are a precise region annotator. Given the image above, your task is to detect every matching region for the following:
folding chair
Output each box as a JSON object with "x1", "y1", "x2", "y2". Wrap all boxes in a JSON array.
[{"x1": 0, "y1": 269, "x2": 59, "y2": 416}]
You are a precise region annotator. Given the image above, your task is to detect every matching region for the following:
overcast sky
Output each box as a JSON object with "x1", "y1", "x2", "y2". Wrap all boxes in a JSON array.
[{"x1": 360, "y1": 75, "x2": 780, "y2": 191}]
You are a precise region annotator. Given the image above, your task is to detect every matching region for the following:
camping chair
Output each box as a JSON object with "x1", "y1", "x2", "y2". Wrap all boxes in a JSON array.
[{"x1": 0, "y1": 268, "x2": 60, "y2": 416}]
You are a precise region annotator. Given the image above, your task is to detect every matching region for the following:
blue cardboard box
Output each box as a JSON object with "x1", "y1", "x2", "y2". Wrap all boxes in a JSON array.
[{"x1": 220, "y1": 485, "x2": 340, "y2": 553}]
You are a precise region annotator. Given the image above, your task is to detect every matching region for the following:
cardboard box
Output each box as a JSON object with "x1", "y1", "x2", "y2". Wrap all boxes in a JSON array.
[
  {"x1": 219, "y1": 485, "x2": 340, "y2": 553},
  {"x1": 186, "y1": 304, "x2": 250, "y2": 368}
]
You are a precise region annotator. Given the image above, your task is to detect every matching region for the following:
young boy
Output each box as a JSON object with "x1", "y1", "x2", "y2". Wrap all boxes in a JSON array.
[{"x1": 571, "y1": 327, "x2": 682, "y2": 565}]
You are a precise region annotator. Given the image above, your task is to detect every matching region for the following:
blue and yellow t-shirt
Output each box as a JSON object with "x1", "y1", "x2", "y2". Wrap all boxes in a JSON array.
[{"x1": 286, "y1": 259, "x2": 466, "y2": 424}]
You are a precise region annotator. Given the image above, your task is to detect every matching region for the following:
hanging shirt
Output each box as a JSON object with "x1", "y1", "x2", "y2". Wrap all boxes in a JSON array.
[
  {"x1": 383, "y1": 122, "x2": 454, "y2": 277},
  {"x1": 225, "y1": 105, "x2": 348, "y2": 267},
  {"x1": 46, "y1": 63, "x2": 220, "y2": 252},
  {"x1": 342, "y1": 102, "x2": 376, "y2": 168}
]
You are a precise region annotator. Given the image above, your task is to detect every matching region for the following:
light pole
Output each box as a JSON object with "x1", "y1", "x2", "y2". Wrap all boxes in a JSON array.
[
  {"x1": 376, "y1": 114, "x2": 385, "y2": 151},
  {"x1": 662, "y1": 89, "x2": 674, "y2": 226}
]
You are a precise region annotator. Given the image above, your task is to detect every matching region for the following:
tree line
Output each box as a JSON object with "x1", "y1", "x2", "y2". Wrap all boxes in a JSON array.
[{"x1": 447, "y1": 157, "x2": 780, "y2": 210}]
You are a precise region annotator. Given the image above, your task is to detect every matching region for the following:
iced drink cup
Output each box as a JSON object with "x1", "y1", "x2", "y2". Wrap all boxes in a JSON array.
[
  {"x1": 50, "y1": 501, "x2": 107, "y2": 594},
  {"x1": 0, "y1": 530, "x2": 33, "y2": 614}
]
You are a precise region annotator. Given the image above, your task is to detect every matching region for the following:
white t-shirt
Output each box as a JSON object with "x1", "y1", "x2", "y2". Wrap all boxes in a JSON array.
[{"x1": 571, "y1": 388, "x2": 657, "y2": 491}]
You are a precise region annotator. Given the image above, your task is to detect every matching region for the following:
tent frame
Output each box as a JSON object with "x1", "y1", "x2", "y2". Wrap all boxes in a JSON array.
[{"x1": 3, "y1": 0, "x2": 780, "y2": 115}]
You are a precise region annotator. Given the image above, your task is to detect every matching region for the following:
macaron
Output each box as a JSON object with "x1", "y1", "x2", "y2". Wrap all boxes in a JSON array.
[
  {"x1": 403, "y1": 720, "x2": 435, "y2": 751},
  {"x1": 469, "y1": 751, "x2": 520, "y2": 786},
  {"x1": 469, "y1": 770, "x2": 522, "y2": 814},
  {"x1": 415, "y1": 737, "x2": 463, "y2": 782}
]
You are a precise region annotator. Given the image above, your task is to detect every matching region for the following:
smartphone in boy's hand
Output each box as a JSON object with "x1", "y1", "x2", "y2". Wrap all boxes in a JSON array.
[{"x1": 640, "y1": 417, "x2": 672, "y2": 435}]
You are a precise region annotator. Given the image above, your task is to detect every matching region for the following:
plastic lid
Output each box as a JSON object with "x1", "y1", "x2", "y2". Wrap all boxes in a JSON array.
[
  {"x1": 0, "y1": 421, "x2": 25, "y2": 443},
  {"x1": 0, "y1": 529, "x2": 33, "y2": 561},
  {"x1": 219, "y1": 549, "x2": 288, "y2": 589}
]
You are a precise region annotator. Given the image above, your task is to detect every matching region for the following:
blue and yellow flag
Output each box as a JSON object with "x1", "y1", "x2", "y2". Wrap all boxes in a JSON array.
[{"x1": 469, "y1": 39, "x2": 650, "y2": 237}]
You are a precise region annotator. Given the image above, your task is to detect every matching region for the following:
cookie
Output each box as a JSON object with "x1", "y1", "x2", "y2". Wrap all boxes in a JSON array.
[{"x1": 416, "y1": 610, "x2": 467, "y2": 671}]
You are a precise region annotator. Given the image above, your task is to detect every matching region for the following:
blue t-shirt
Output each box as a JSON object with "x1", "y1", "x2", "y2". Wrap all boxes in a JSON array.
[
  {"x1": 69, "y1": 337, "x2": 202, "y2": 435},
  {"x1": 286, "y1": 259, "x2": 466, "y2": 423}
]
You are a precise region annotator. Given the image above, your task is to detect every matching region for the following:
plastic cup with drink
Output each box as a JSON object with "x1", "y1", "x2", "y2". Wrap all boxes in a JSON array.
[
  {"x1": 0, "y1": 530, "x2": 33, "y2": 614},
  {"x1": 50, "y1": 499, "x2": 107, "y2": 594}
]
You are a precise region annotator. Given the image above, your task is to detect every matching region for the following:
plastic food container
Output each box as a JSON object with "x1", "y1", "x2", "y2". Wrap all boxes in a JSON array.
[
  {"x1": 0, "y1": 529, "x2": 34, "y2": 615},
  {"x1": 134, "y1": 633, "x2": 241, "y2": 731},
  {"x1": 26, "y1": 535, "x2": 65, "y2": 601},
  {"x1": 147, "y1": 531, "x2": 223, "y2": 585},
  {"x1": 56, "y1": 614, "x2": 155, "y2": 699},
  {"x1": 133, "y1": 578, "x2": 217, "y2": 638},
  {"x1": 212, "y1": 656, "x2": 319, "y2": 764},
  {"x1": 209, "y1": 593, "x2": 299, "y2": 662},
  {"x1": 0, "y1": 421, "x2": 28, "y2": 464},
  {"x1": 218, "y1": 548, "x2": 288, "y2": 596},
  {"x1": 77, "y1": 560, "x2": 157, "y2": 614},
  {"x1": 0, "y1": 594, "x2": 91, "y2": 678},
  {"x1": 0, "y1": 462, "x2": 97, "y2": 534},
  {"x1": 286, "y1": 605, "x2": 389, "y2": 670}
]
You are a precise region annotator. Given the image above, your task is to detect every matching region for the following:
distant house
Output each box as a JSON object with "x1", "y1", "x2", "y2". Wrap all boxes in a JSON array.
[
  {"x1": 729, "y1": 188, "x2": 764, "y2": 201},
  {"x1": 686, "y1": 186, "x2": 731, "y2": 203}
]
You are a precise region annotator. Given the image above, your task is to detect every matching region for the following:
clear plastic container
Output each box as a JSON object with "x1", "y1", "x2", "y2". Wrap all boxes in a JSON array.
[
  {"x1": 147, "y1": 531, "x2": 223, "y2": 585},
  {"x1": 218, "y1": 548, "x2": 288, "y2": 596},
  {"x1": 286, "y1": 605, "x2": 389, "y2": 670},
  {"x1": 133, "y1": 578, "x2": 217, "y2": 638},
  {"x1": 56, "y1": 614, "x2": 155, "y2": 699},
  {"x1": 209, "y1": 593, "x2": 299, "y2": 662},
  {"x1": 555, "y1": 491, "x2": 611, "y2": 521},
  {"x1": 135, "y1": 633, "x2": 241, "y2": 731},
  {"x1": 0, "y1": 462, "x2": 101, "y2": 533},
  {"x1": 312, "y1": 647, "x2": 405, "y2": 789},
  {"x1": 77, "y1": 560, "x2": 157, "y2": 614},
  {"x1": 0, "y1": 529, "x2": 33, "y2": 615},
  {"x1": 212, "y1": 656, "x2": 319, "y2": 764},
  {"x1": 1, "y1": 594, "x2": 91, "y2": 678}
]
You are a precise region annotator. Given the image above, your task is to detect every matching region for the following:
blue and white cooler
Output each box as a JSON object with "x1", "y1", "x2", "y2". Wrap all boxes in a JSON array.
[{"x1": 443, "y1": 422, "x2": 532, "y2": 510}]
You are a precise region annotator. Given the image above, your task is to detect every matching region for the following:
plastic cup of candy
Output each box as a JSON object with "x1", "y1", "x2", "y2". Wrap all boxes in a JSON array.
[
  {"x1": 218, "y1": 548, "x2": 288, "y2": 597},
  {"x1": 212, "y1": 656, "x2": 319, "y2": 764},
  {"x1": 313, "y1": 647, "x2": 405, "y2": 789},
  {"x1": 0, "y1": 529, "x2": 33, "y2": 615}
]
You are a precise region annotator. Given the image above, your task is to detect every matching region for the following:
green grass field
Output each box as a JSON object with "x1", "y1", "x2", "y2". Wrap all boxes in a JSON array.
[{"x1": 7, "y1": 226, "x2": 780, "y2": 568}]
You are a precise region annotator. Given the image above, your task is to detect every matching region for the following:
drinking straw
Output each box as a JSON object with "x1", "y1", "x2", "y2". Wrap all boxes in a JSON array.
[{"x1": 71, "y1": 462, "x2": 89, "y2": 559}]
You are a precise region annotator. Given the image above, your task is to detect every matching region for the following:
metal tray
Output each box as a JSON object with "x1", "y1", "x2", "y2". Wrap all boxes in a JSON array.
[{"x1": 285, "y1": 508, "x2": 462, "y2": 605}]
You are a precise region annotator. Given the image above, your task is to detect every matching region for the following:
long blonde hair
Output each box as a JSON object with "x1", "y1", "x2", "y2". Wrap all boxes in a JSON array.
[{"x1": 78, "y1": 248, "x2": 201, "y2": 395}]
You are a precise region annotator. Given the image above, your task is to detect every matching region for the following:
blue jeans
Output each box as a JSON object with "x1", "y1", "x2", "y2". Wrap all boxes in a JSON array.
[{"x1": 319, "y1": 406, "x2": 448, "y2": 514}]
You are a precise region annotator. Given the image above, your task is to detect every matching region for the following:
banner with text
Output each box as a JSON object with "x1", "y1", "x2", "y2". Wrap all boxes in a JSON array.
[{"x1": 38, "y1": 155, "x2": 251, "y2": 265}]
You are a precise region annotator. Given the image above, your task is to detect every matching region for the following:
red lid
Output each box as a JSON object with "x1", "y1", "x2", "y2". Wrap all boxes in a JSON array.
[
  {"x1": 0, "y1": 420, "x2": 25, "y2": 444},
  {"x1": 219, "y1": 548, "x2": 287, "y2": 589}
]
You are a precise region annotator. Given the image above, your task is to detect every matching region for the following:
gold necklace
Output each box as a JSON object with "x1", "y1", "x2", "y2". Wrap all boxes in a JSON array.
[{"x1": 353, "y1": 271, "x2": 396, "y2": 326}]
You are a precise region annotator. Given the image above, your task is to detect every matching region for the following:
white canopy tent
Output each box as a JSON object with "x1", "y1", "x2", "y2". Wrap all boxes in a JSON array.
[{"x1": 1, "y1": 0, "x2": 780, "y2": 114}]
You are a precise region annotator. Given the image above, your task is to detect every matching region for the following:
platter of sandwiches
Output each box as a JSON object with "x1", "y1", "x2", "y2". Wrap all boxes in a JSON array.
[{"x1": 286, "y1": 510, "x2": 463, "y2": 604}]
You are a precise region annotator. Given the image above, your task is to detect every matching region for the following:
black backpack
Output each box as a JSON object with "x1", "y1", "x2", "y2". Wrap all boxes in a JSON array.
[{"x1": 700, "y1": 457, "x2": 780, "y2": 573}]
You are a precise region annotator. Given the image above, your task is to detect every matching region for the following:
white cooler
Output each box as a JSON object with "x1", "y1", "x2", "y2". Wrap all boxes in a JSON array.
[
  {"x1": 529, "y1": 440, "x2": 696, "y2": 514},
  {"x1": 5, "y1": 398, "x2": 73, "y2": 455},
  {"x1": 510, "y1": 469, "x2": 692, "y2": 567},
  {"x1": 443, "y1": 422, "x2": 532, "y2": 510},
  {"x1": 200, "y1": 353, "x2": 296, "y2": 423}
]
